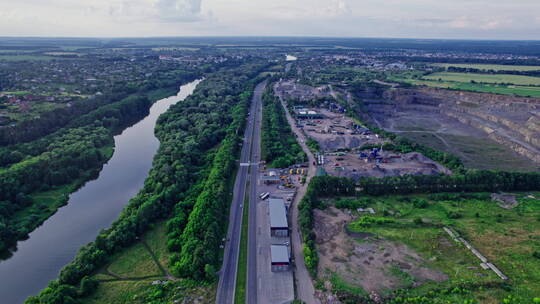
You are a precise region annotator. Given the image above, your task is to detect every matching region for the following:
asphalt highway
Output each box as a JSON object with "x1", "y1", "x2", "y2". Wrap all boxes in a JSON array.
[{"x1": 216, "y1": 81, "x2": 266, "y2": 304}]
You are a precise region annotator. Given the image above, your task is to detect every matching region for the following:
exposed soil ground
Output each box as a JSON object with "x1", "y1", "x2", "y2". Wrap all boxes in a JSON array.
[
  {"x1": 314, "y1": 207, "x2": 447, "y2": 296},
  {"x1": 322, "y1": 151, "x2": 451, "y2": 180},
  {"x1": 491, "y1": 193, "x2": 519, "y2": 210},
  {"x1": 364, "y1": 88, "x2": 540, "y2": 171},
  {"x1": 301, "y1": 109, "x2": 385, "y2": 151},
  {"x1": 275, "y1": 80, "x2": 333, "y2": 101}
]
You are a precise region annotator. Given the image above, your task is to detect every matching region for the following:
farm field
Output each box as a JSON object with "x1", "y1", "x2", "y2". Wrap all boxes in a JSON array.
[
  {"x1": 0, "y1": 55, "x2": 59, "y2": 61},
  {"x1": 318, "y1": 192, "x2": 540, "y2": 303},
  {"x1": 423, "y1": 72, "x2": 540, "y2": 86},
  {"x1": 392, "y1": 77, "x2": 540, "y2": 97},
  {"x1": 432, "y1": 63, "x2": 540, "y2": 71}
]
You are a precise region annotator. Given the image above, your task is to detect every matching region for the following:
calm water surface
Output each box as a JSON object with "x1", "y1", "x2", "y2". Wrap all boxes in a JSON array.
[{"x1": 0, "y1": 80, "x2": 200, "y2": 303}]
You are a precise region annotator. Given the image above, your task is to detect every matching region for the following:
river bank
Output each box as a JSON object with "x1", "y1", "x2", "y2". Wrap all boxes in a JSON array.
[{"x1": 0, "y1": 80, "x2": 200, "y2": 303}]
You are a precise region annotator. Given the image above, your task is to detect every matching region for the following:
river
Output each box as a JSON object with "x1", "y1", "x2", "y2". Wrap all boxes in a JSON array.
[{"x1": 0, "y1": 79, "x2": 201, "y2": 304}]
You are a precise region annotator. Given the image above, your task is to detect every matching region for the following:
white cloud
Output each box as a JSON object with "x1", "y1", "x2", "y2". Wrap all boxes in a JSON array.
[
  {"x1": 0, "y1": 0, "x2": 539, "y2": 39},
  {"x1": 154, "y1": 0, "x2": 203, "y2": 22},
  {"x1": 322, "y1": 0, "x2": 350, "y2": 17}
]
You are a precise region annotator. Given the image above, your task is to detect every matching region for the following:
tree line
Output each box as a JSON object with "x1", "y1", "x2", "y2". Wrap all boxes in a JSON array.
[
  {"x1": 261, "y1": 85, "x2": 306, "y2": 168},
  {"x1": 298, "y1": 176, "x2": 356, "y2": 276},
  {"x1": 26, "y1": 61, "x2": 269, "y2": 303},
  {"x1": 358, "y1": 170, "x2": 540, "y2": 196},
  {"x1": 446, "y1": 66, "x2": 540, "y2": 77}
]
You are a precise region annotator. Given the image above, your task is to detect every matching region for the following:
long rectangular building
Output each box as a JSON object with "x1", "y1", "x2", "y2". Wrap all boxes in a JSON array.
[{"x1": 269, "y1": 198, "x2": 288, "y2": 237}]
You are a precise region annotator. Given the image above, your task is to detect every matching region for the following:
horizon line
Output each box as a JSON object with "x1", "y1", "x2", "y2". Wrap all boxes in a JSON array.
[{"x1": 0, "y1": 35, "x2": 539, "y2": 42}]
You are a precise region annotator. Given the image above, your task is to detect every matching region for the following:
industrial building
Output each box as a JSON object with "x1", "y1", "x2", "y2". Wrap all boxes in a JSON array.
[
  {"x1": 270, "y1": 245, "x2": 290, "y2": 272},
  {"x1": 295, "y1": 108, "x2": 324, "y2": 119},
  {"x1": 261, "y1": 175, "x2": 281, "y2": 184},
  {"x1": 261, "y1": 170, "x2": 281, "y2": 184},
  {"x1": 269, "y1": 198, "x2": 289, "y2": 237}
]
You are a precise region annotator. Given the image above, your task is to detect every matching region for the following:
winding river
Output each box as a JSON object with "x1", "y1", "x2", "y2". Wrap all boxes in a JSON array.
[{"x1": 0, "y1": 79, "x2": 201, "y2": 304}]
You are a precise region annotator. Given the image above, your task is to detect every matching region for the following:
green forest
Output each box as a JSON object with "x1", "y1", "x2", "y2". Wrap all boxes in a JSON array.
[{"x1": 261, "y1": 85, "x2": 306, "y2": 168}]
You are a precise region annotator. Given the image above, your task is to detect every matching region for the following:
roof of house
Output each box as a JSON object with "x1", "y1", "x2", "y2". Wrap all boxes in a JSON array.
[
  {"x1": 270, "y1": 245, "x2": 290, "y2": 263},
  {"x1": 269, "y1": 198, "x2": 288, "y2": 228}
]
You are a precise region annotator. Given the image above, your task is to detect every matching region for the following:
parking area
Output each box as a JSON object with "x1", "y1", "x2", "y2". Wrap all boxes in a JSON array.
[{"x1": 255, "y1": 168, "x2": 300, "y2": 304}]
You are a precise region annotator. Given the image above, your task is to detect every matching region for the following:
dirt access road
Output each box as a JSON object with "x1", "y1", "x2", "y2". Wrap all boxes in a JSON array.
[{"x1": 275, "y1": 83, "x2": 320, "y2": 304}]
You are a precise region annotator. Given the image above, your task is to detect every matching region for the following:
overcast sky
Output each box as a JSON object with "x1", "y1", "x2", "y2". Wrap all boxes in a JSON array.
[{"x1": 1, "y1": 0, "x2": 539, "y2": 39}]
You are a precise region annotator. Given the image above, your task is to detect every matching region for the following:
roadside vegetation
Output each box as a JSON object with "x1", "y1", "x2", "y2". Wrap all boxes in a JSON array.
[
  {"x1": 234, "y1": 196, "x2": 250, "y2": 304},
  {"x1": 261, "y1": 85, "x2": 306, "y2": 168},
  {"x1": 306, "y1": 138, "x2": 320, "y2": 153}
]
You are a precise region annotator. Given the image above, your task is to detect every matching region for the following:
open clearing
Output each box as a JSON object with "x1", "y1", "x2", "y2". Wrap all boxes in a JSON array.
[
  {"x1": 322, "y1": 151, "x2": 450, "y2": 180},
  {"x1": 81, "y1": 222, "x2": 215, "y2": 304},
  {"x1": 315, "y1": 193, "x2": 540, "y2": 303},
  {"x1": 432, "y1": 63, "x2": 540, "y2": 72},
  {"x1": 314, "y1": 206, "x2": 448, "y2": 298},
  {"x1": 423, "y1": 72, "x2": 540, "y2": 86}
]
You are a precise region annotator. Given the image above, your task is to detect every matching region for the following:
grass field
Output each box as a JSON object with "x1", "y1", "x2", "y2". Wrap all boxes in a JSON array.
[
  {"x1": 0, "y1": 55, "x2": 58, "y2": 61},
  {"x1": 339, "y1": 192, "x2": 540, "y2": 303},
  {"x1": 82, "y1": 222, "x2": 216, "y2": 304},
  {"x1": 106, "y1": 241, "x2": 162, "y2": 278},
  {"x1": 234, "y1": 196, "x2": 249, "y2": 304},
  {"x1": 393, "y1": 77, "x2": 540, "y2": 97},
  {"x1": 423, "y1": 72, "x2": 540, "y2": 86},
  {"x1": 433, "y1": 63, "x2": 540, "y2": 72}
]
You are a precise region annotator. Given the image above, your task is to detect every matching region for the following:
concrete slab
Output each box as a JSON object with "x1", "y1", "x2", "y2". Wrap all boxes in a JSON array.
[{"x1": 256, "y1": 171, "x2": 294, "y2": 304}]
